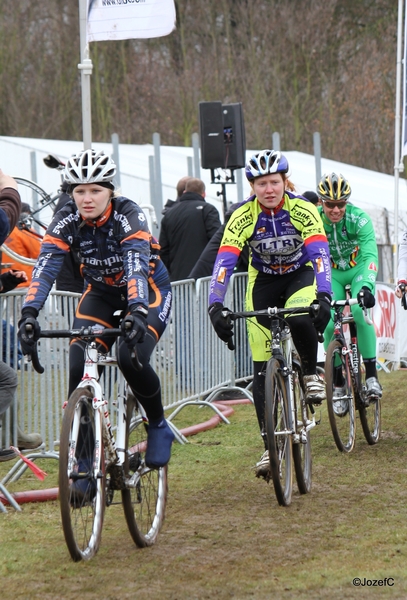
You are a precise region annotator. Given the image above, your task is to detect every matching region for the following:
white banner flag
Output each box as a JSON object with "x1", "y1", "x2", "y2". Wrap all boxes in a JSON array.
[{"x1": 87, "y1": 0, "x2": 176, "y2": 43}]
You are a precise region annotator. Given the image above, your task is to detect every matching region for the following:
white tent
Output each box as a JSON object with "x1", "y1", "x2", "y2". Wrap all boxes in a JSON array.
[{"x1": 1, "y1": 135, "x2": 407, "y2": 270}]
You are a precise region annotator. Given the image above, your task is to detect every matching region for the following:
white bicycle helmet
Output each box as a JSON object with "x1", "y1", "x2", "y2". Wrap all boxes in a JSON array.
[
  {"x1": 245, "y1": 150, "x2": 289, "y2": 181},
  {"x1": 63, "y1": 149, "x2": 116, "y2": 185}
]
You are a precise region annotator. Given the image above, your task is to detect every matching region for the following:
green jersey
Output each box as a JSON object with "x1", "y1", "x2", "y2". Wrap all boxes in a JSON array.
[{"x1": 317, "y1": 203, "x2": 379, "y2": 291}]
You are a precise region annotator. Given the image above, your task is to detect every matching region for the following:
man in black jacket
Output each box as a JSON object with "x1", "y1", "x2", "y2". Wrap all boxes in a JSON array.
[
  {"x1": 159, "y1": 178, "x2": 221, "y2": 282},
  {"x1": 161, "y1": 175, "x2": 192, "y2": 216}
]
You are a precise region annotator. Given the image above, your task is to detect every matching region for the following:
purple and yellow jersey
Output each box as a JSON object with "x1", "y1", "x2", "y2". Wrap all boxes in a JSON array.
[{"x1": 209, "y1": 192, "x2": 332, "y2": 305}]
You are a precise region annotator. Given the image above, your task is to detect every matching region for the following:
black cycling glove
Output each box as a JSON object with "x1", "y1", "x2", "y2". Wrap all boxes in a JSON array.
[
  {"x1": 208, "y1": 302, "x2": 235, "y2": 350},
  {"x1": 357, "y1": 286, "x2": 375, "y2": 309},
  {"x1": 18, "y1": 307, "x2": 41, "y2": 355},
  {"x1": 121, "y1": 307, "x2": 148, "y2": 348},
  {"x1": 310, "y1": 292, "x2": 332, "y2": 333}
]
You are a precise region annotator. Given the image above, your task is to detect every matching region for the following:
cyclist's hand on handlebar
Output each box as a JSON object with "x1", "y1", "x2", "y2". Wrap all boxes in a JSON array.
[
  {"x1": 18, "y1": 307, "x2": 41, "y2": 355},
  {"x1": 395, "y1": 280, "x2": 406, "y2": 299},
  {"x1": 310, "y1": 292, "x2": 331, "y2": 334},
  {"x1": 357, "y1": 286, "x2": 375, "y2": 309},
  {"x1": 208, "y1": 302, "x2": 235, "y2": 350},
  {"x1": 121, "y1": 307, "x2": 148, "y2": 347}
]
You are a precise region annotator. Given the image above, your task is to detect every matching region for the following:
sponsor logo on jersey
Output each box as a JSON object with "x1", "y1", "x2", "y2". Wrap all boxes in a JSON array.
[
  {"x1": 227, "y1": 207, "x2": 252, "y2": 237},
  {"x1": 291, "y1": 206, "x2": 314, "y2": 228},
  {"x1": 158, "y1": 290, "x2": 172, "y2": 323},
  {"x1": 368, "y1": 262, "x2": 378, "y2": 271},
  {"x1": 217, "y1": 266, "x2": 227, "y2": 285},
  {"x1": 251, "y1": 235, "x2": 303, "y2": 254},
  {"x1": 113, "y1": 210, "x2": 132, "y2": 233},
  {"x1": 315, "y1": 256, "x2": 324, "y2": 273}
]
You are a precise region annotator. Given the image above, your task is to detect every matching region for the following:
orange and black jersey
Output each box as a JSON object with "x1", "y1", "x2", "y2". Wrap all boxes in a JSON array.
[{"x1": 23, "y1": 196, "x2": 168, "y2": 314}]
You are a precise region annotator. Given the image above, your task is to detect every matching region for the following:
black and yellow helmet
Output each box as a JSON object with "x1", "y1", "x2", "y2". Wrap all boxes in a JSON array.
[{"x1": 317, "y1": 173, "x2": 351, "y2": 202}]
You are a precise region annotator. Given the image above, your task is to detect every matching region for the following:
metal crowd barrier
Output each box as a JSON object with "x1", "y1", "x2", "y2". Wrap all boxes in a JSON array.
[{"x1": 0, "y1": 276, "x2": 254, "y2": 485}]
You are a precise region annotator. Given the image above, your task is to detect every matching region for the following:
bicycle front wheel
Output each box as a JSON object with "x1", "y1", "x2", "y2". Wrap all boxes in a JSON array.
[
  {"x1": 265, "y1": 358, "x2": 293, "y2": 507},
  {"x1": 292, "y1": 364, "x2": 312, "y2": 494},
  {"x1": 325, "y1": 340, "x2": 356, "y2": 453},
  {"x1": 356, "y1": 352, "x2": 381, "y2": 445},
  {"x1": 121, "y1": 394, "x2": 168, "y2": 547},
  {"x1": 59, "y1": 388, "x2": 106, "y2": 562}
]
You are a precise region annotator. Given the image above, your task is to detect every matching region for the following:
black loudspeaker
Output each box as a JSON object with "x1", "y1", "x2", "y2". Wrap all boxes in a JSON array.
[
  {"x1": 199, "y1": 101, "x2": 246, "y2": 170},
  {"x1": 199, "y1": 101, "x2": 224, "y2": 169},
  {"x1": 222, "y1": 103, "x2": 246, "y2": 169}
]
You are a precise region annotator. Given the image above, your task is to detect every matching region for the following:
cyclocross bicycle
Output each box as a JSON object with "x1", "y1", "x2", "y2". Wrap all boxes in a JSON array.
[
  {"x1": 27, "y1": 323, "x2": 168, "y2": 562},
  {"x1": 224, "y1": 305, "x2": 320, "y2": 507},
  {"x1": 324, "y1": 285, "x2": 381, "y2": 453}
]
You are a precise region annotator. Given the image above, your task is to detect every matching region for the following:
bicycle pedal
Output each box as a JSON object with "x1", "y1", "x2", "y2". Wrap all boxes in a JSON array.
[
  {"x1": 128, "y1": 451, "x2": 142, "y2": 472},
  {"x1": 107, "y1": 464, "x2": 126, "y2": 490}
]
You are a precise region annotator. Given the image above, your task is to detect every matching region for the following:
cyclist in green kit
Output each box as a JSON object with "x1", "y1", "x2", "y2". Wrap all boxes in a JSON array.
[{"x1": 317, "y1": 173, "x2": 382, "y2": 416}]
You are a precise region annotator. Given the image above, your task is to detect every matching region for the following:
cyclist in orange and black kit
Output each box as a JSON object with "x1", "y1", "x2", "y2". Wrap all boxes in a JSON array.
[
  {"x1": 18, "y1": 149, "x2": 174, "y2": 503},
  {"x1": 208, "y1": 150, "x2": 332, "y2": 478}
]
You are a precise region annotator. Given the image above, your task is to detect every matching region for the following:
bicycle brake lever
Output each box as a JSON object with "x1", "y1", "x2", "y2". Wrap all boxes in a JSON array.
[
  {"x1": 130, "y1": 349, "x2": 143, "y2": 371},
  {"x1": 24, "y1": 323, "x2": 45, "y2": 374}
]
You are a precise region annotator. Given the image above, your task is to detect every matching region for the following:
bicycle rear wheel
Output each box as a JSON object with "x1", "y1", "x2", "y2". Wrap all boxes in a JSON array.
[
  {"x1": 121, "y1": 394, "x2": 168, "y2": 547},
  {"x1": 59, "y1": 388, "x2": 106, "y2": 562},
  {"x1": 325, "y1": 340, "x2": 356, "y2": 453},
  {"x1": 292, "y1": 364, "x2": 312, "y2": 494},
  {"x1": 265, "y1": 358, "x2": 293, "y2": 506}
]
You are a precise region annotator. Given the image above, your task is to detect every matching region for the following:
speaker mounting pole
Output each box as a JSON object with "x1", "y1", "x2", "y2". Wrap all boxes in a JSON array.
[{"x1": 211, "y1": 168, "x2": 236, "y2": 217}]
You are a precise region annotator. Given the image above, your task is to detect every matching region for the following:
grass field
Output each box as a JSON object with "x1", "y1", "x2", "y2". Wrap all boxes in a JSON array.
[{"x1": 1, "y1": 370, "x2": 406, "y2": 599}]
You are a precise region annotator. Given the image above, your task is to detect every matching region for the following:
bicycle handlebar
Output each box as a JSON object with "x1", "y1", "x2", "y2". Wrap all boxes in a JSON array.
[
  {"x1": 330, "y1": 297, "x2": 373, "y2": 326},
  {"x1": 223, "y1": 304, "x2": 319, "y2": 319},
  {"x1": 24, "y1": 325, "x2": 143, "y2": 373},
  {"x1": 222, "y1": 304, "x2": 325, "y2": 343}
]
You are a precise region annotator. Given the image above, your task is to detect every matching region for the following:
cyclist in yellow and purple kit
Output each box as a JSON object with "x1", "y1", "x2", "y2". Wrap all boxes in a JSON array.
[{"x1": 207, "y1": 149, "x2": 332, "y2": 478}]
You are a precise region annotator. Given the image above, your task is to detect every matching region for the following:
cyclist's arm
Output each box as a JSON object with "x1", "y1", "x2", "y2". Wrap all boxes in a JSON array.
[
  {"x1": 22, "y1": 237, "x2": 66, "y2": 312},
  {"x1": 119, "y1": 200, "x2": 152, "y2": 314},
  {"x1": 208, "y1": 204, "x2": 249, "y2": 305},
  {"x1": 356, "y1": 214, "x2": 379, "y2": 291},
  {"x1": 122, "y1": 233, "x2": 150, "y2": 313}
]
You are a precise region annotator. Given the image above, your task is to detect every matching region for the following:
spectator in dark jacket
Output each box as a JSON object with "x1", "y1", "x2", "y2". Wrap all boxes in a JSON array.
[
  {"x1": 189, "y1": 202, "x2": 249, "y2": 279},
  {"x1": 161, "y1": 176, "x2": 192, "y2": 215},
  {"x1": 159, "y1": 178, "x2": 221, "y2": 282}
]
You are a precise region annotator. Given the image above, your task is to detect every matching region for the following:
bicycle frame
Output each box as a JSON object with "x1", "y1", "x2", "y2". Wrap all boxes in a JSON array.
[
  {"x1": 73, "y1": 343, "x2": 127, "y2": 475},
  {"x1": 269, "y1": 315, "x2": 317, "y2": 442},
  {"x1": 330, "y1": 291, "x2": 372, "y2": 407}
]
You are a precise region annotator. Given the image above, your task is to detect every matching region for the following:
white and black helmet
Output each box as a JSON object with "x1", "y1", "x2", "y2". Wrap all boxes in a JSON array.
[
  {"x1": 245, "y1": 150, "x2": 289, "y2": 181},
  {"x1": 63, "y1": 149, "x2": 116, "y2": 185}
]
